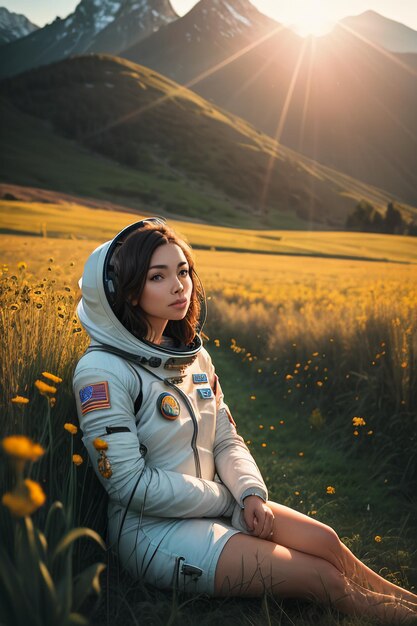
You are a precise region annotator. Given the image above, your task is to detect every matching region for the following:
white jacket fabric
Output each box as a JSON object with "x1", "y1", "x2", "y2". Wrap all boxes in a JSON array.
[
  {"x1": 73, "y1": 346, "x2": 268, "y2": 519},
  {"x1": 73, "y1": 232, "x2": 268, "y2": 592}
]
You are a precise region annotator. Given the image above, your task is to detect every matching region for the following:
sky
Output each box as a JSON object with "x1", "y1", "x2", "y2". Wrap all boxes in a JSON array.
[{"x1": 3, "y1": 0, "x2": 417, "y2": 33}]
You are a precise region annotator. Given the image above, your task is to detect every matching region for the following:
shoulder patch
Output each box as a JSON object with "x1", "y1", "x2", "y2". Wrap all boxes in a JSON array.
[{"x1": 79, "y1": 381, "x2": 110, "y2": 415}]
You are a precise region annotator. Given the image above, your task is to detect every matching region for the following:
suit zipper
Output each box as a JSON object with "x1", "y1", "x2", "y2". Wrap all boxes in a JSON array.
[{"x1": 164, "y1": 378, "x2": 202, "y2": 479}]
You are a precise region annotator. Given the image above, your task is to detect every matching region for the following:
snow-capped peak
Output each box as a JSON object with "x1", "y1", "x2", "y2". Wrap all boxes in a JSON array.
[{"x1": 0, "y1": 6, "x2": 39, "y2": 44}]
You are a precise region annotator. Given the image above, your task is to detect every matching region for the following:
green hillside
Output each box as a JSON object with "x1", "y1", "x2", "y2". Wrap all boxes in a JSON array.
[
  {"x1": 0, "y1": 97, "x2": 273, "y2": 229},
  {"x1": 1, "y1": 55, "x2": 415, "y2": 230}
]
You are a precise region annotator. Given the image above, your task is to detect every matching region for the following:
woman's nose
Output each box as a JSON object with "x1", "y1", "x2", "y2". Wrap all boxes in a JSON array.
[{"x1": 172, "y1": 276, "x2": 183, "y2": 293}]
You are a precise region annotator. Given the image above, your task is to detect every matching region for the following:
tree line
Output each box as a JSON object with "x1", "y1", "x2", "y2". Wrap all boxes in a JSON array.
[{"x1": 346, "y1": 200, "x2": 417, "y2": 236}]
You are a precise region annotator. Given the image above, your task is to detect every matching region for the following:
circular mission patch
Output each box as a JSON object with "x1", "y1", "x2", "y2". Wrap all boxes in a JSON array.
[{"x1": 157, "y1": 392, "x2": 180, "y2": 420}]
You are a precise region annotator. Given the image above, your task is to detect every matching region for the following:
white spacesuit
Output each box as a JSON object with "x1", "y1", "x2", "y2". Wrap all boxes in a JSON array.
[{"x1": 73, "y1": 220, "x2": 268, "y2": 594}]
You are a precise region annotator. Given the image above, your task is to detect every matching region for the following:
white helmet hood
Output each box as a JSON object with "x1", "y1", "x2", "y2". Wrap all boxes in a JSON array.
[{"x1": 77, "y1": 220, "x2": 204, "y2": 372}]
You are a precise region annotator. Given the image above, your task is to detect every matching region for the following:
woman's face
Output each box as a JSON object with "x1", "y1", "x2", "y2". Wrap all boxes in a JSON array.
[{"x1": 132, "y1": 242, "x2": 193, "y2": 336}]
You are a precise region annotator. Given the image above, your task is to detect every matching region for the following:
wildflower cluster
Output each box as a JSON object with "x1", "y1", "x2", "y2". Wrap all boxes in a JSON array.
[{"x1": 1, "y1": 435, "x2": 46, "y2": 517}]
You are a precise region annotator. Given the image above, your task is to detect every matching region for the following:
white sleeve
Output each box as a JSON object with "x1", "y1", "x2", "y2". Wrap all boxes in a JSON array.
[
  {"x1": 204, "y1": 351, "x2": 268, "y2": 507},
  {"x1": 73, "y1": 363, "x2": 235, "y2": 519}
]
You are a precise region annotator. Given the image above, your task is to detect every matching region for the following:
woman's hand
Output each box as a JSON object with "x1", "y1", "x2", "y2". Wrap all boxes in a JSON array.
[{"x1": 242, "y1": 495, "x2": 275, "y2": 540}]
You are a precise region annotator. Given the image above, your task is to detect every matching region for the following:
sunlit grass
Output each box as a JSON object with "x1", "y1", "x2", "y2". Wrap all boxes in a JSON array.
[
  {"x1": 0, "y1": 232, "x2": 416, "y2": 624},
  {"x1": 1, "y1": 213, "x2": 417, "y2": 262}
]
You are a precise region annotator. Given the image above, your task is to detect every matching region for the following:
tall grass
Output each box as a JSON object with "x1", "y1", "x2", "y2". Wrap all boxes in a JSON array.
[
  {"x1": 204, "y1": 258, "x2": 417, "y2": 491},
  {"x1": 0, "y1": 246, "x2": 416, "y2": 625}
]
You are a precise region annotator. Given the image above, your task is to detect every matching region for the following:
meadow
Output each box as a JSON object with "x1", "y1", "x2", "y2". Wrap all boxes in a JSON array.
[{"x1": 0, "y1": 227, "x2": 416, "y2": 625}]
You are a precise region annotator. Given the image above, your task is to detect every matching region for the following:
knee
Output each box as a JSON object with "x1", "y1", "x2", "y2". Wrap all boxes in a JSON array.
[
  {"x1": 320, "y1": 524, "x2": 342, "y2": 559},
  {"x1": 313, "y1": 561, "x2": 348, "y2": 605}
]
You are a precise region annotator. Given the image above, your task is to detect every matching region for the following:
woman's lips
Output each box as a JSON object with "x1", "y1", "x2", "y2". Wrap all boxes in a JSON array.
[{"x1": 170, "y1": 299, "x2": 188, "y2": 308}]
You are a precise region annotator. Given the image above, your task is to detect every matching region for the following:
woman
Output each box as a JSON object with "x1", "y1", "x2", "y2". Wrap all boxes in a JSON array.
[{"x1": 73, "y1": 218, "x2": 417, "y2": 623}]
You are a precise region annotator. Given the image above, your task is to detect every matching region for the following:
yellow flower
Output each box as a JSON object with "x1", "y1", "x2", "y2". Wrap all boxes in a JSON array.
[
  {"x1": 261, "y1": 443, "x2": 267, "y2": 447},
  {"x1": 34, "y1": 380, "x2": 57, "y2": 395},
  {"x1": 72, "y1": 454, "x2": 83, "y2": 466},
  {"x1": 294, "y1": 491, "x2": 300, "y2": 496},
  {"x1": 352, "y1": 416, "x2": 366, "y2": 427},
  {"x1": 259, "y1": 424, "x2": 264, "y2": 429},
  {"x1": 93, "y1": 438, "x2": 108, "y2": 451},
  {"x1": 353, "y1": 430, "x2": 359, "y2": 436},
  {"x1": 310, "y1": 510, "x2": 317, "y2": 516},
  {"x1": 316, "y1": 381, "x2": 323, "y2": 387},
  {"x1": 326, "y1": 486, "x2": 336, "y2": 494},
  {"x1": 312, "y1": 352, "x2": 319, "y2": 357},
  {"x1": 11, "y1": 396, "x2": 29, "y2": 405},
  {"x1": 214, "y1": 339, "x2": 220, "y2": 347},
  {"x1": 49, "y1": 398, "x2": 56, "y2": 408},
  {"x1": 285, "y1": 374, "x2": 293, "y2": 380},
  {"x1": 2, "y1": 479, "x2": 46, "y2": 517},
  {"x1": 374, "y1": 535, "x2": 382, "y2": 543},
  {"x1": 2, "y1": 436, "x2": 45, "y2": 461},
  {"x1": 298, "y1": 451, "x2": 304, "y2": 457},
  {"x1": 250, "y1": 395, "x2": 256, "y2": 400},
  {"x1": 64, "y1": 423, "x2": 78, "y2": 435},
  {"x1": 17, "y1": 262, "x2": 27, "y2": 271},
  {"x1": 42, "y1": 372, "x2": 63, "y2": 384}
]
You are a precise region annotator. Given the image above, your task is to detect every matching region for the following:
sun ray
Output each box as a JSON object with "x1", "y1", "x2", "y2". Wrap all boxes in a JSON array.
[
  {"x1": 258, "y1": 38, "x2": 309, "y2": 215},
  {"x1": 340, "y1": 22, "x2": 417, "y2": 80},
  {"x1": 298, "y1": 37, "x2": 316, "y2": 152},
  {"x1": 331, "y1": 26, "x2": 417, "y2": 144},
  {"x1": 85, "y1": 23, "x2": 288, "y2": 141}
]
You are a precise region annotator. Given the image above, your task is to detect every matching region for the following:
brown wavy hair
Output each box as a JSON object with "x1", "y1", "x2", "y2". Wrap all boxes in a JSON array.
[{"x1": 111, "y1": 222, "x2": 203, "y2": 346}]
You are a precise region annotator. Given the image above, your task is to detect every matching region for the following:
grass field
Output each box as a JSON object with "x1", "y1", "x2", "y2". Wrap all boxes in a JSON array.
[
  {"x1": 1, "y1": 202, "x2": 417, "y2": 262},
  {"x1": 0, "y1": 220, "x2": 416, "y2": 625}
]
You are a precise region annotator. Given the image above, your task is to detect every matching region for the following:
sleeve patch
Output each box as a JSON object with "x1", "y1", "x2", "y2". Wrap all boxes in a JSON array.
[{"x1": 79, "y1": 381, "x2": 110, "y2": 415}]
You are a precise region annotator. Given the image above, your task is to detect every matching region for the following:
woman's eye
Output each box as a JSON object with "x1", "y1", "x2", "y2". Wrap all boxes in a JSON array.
[
  {"x1": 150, "y1": 274, "x2": 163, "y2": 281},
  {"x1": 179, "y1": 269, "x2": 189, "y2": 277}
]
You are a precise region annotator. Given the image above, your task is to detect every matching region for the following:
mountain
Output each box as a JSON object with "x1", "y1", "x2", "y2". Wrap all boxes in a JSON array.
[
  {"x1": 0, "y1": 7, "x2": 39, "y2": 46},
  {"x1": 2, "y1": 55, "x2": 416, "y2": 229},
  {"x1": 340, "y1": 10, "x2": 417, "y2": 53},
  {"x1": 123, "y1": 0, "x2": 287, "y2": 84},
  {"x1": 122, "y1": 11, "x2": 417, "y2": 205},
  {"x1": 0, "y1": 0, "x2": 177, "y2": 79}
]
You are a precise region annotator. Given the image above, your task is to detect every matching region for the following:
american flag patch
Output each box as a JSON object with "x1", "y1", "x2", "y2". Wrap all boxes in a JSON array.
[{"x1": 79, "y1": 382, "x2": 110, "y2": 415}]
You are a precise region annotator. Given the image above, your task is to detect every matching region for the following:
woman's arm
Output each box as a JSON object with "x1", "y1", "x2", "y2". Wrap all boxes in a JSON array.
[
  {"x1": 73, "y1": 362, "x2": 235, "y2": 519},
  {"x1": 204, "y1": 350, "x2": 268, "y2": 507},
  {"x1": 209, "y1": 364, "x2": 273, "y2": 535},
  {"x1": 213, "y1": 402, "x2": 268, "y2": 506}
]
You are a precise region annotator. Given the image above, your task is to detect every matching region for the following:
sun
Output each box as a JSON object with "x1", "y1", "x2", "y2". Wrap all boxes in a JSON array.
[{"x1": 290, "y1": 11, "x2": 334, "y2": 37}]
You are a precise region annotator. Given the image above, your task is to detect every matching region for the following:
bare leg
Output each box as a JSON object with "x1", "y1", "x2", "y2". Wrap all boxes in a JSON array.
[
  {"x1": 267, "y1": 501, "x2": 417, "y2": 608},
  {"x1": 214, "y1": 533, "x2": 417, "y2": 624}
]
